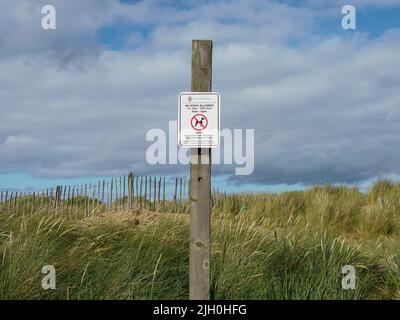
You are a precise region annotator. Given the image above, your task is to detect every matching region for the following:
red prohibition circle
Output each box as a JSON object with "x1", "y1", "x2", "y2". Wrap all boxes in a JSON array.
[{"x1": 190, "y1": 114, "x2": 208, "y2": 131}]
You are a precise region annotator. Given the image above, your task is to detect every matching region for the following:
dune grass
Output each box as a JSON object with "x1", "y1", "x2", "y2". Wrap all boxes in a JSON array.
[{"x1": 1, "y1": 179, "x2": 400, "y2": 299}]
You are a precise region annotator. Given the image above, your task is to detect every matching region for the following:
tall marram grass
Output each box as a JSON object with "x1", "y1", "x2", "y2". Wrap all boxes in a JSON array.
[
  {"x1": 0, "y1": 212, "x2": 189, "y2": 299},
  {"x1": 1, "y1": 179, "x2": 400, "y2": 299}
]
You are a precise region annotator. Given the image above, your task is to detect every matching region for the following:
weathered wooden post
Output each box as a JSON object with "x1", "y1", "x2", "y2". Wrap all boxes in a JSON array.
[
  {"x1": 139, "y1": 176, "x2": 143, "y2": 208},
  {"x1": 162, "y1": 177, "x2": 166, "y2": 212},
  {"x1": 102, "y1": 179, "x2": 105, "y2": 205},
  {"x1": 189, "y1": 40, "x2": 213, "y2": 300},
  {"x1": 174, "y1": 177, "x2": 178, "y2": 211},
  {"x1": 135, "y1": 174, "x2": 139, "y2": 202},
  {"x1": 144, "y1": 176, "x2": 148, "y2": 209},
  {"x1": 54, "y1": 186, "x2": 62, "y2": 212},
  {"x1": 148, "y1": 176, "x2": 152, "y2": 210},
  {"x1": 179, "y1": 177, "x2": 183, "y2": 208},
  {"x1": 128, "y1": 172, "x2": 132, "y2": 209},
  {"x1": 157, "y1": 177, "x2": 161, "y2": 211},
  {"x1": 106, "y1": 180, "x2": 110, "y2": 209},
  {"x1": 153, "y1": 177, "x2": 157, "y2": 211},
  {"x1": 71, "y1": 186, "x2": 75, "y2": 214}
]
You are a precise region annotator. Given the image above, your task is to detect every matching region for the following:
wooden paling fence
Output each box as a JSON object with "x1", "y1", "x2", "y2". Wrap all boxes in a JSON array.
[
  {"x1": 0, "y1": 173, "x2": 196, "y2": 216},
  {"x1": 0, "y1": 172, "x2": 229, "y2": 217}
]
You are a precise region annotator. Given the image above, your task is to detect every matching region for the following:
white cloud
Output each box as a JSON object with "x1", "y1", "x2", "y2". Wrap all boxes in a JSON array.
[{"x1": 0, "y1": 0, "x2": 399, "y2": 186}]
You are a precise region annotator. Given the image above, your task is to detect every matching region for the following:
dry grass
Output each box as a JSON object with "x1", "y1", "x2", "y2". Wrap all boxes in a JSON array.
[{"x1": 1, "y1": 179, "x2": 400, "y2": 299}]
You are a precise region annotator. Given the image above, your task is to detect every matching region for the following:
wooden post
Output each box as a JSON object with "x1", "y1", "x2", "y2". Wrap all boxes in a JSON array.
[
  {"x1": 153, "y1": 177, "x2": 157, "y2": 212},
  {"x1": 49, "y1": 188, "x2": 54, "y2": 206},
  {"x1": 31, "y1": 192, "x2": 34, "y2": 214},
  {"x1": 115, "y1": 178, "x2": 119, "y2": 211},
  {"x1": 106, "y1": 180, "x2": 110, "y2": 209},
  {"x1": 139, "y1": 176, "x2": 143, "y2": 208},
  {"x1": 144, "y1": 176, "x2": 147, "y2": 209},
  {"x1": 8, "y1": 192, "x2": 13, "y2": 212},
  {"x1": 54, "y1": 186, "x2": 61, "y2": 212},
  {"x1": 148, "y1": 176, "x2": 152, "y2": 211},
  {"x1": 5, "y1": 191, "x2": 9, "y2": 211},
  {"x1": 102, "y1": 180, "x2": 105, "y2": 205},
  {"x1": 162, "y1": 177, "x2": 166, "y2": 212},
  {"x1": 15, "y1": 192, "x2": 19, "y2": 214},
  {"x1": 123, "y1": 175, "x2": 126, "y2": 210},
  {"x1": 174, "y1": 177, "x2": 178, "y2": 211},
  {"x1": 38, "y1": 190, "x2": 42, "y2": 211},
  {"x1": 189, "y1": 40, "x2": 212, "y2": 300},
  {"x1": 71, "y1": 186, "x2": 75, "y2": 214},
  {"x1": 157, "y1": 177, "x2": 161, "y2": 211},
  {"x1": 183, "y1": 177, "x2": 187, "y2": 201},
  {"x1": 88, "y1": 184, "x2": 92, "y2": 215},
  {"x1": 61, "y1": 186, "x2": 66, "y2": 210},
  {"x1": 31, "y1": 192, "x2": 39, "y2": 213},
  {"x1": 128, "y1": 173, "x2": 132, "y2": 209},
  {"x1": 135, "y1": 174, "x2": 139, "y2": 205},
  {"x1": 67, "y1": 186, "x2": 71, "y2": 212},
  {"x1": 97, "y1": 180, "x2": 101, "y2": 211},
  {"x1": 84, "y1": 184, "x2": 88, "y2": 216},
  {"x1": 179, "y1": 177, "x2": 183, "y2": 208},
  {"x1": 120, "y1": 176, "x2": 123, "y2": 209},
  {"x1": 92, "y1": 186, "x2": 96, "y2": 215},
  {"x1": 114, "y1": 178, "x2": 118, "y2": 211}
]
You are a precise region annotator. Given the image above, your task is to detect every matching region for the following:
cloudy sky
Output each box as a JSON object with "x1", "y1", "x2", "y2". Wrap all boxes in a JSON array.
[{"x1": 0, "y1": 0, "x2": 399, "y2": 192}]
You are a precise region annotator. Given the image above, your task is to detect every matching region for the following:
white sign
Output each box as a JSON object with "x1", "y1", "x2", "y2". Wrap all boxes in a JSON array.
[{"x1": 178, "y1": 92, "x2": 220, "y2": 148}]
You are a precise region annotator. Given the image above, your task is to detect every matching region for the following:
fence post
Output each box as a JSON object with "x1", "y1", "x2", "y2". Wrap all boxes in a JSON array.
[
  {"x1": 135, "y1": 174, "x2": 139, "y2": 206},
  {"x1": 174, "y1": 177, "x2": 178, "y2": 211},
  {"x1": 189, "y1": 39, "x2": 212, "y2": 300},
  {"x1": 139, "y1": 176, "x2": 143, "y2": 208},
  {"x1": 115, "y1": 178, "x2": 118, "y2": 211},
  {"x1": 157, "y1": 177, "x2": 161, "y2": 211},
  {"x1": 32, "y1": 192, "x2": 36, "y2": 214},
  {"x1": 162, "y1": 177, "x2": 166, "y2": 212},
  {"x1": 132, "y1": 173, "x2": 135, "y2": 208},
  {"x1": 92, "y1": 185, "x2": 96, "y2": 215},
  {"x1": 128, "y1": 173, "x2": 132, "y2": 209},
  {"x1": 87, "y1": 183, "x2": 92, "y2": 216},
  {"x1": 71, "y1": 186, "x2": 75, "y2": 215},
  {"x1": 123, "y1": 175, "x2": 126, "y2": 210},
  {"x1": 148, "y1": 176, "x2": 152, "y2": 210},
  {"x1": 62, "y1": 186, "x2": 67, "y2": 210},
  {"x1": 54, "y1": 186, "x2": 61, "y2": 212},
  {"x1": 144, "y1": 176, "x2": 147, "y2": 209},
  {"x1": 119, "y1": 176, "x2": 123, "y2": 209},
  {"x1": 4, "y1": 191, "x2": 8, "y2": 211},
  {"x1": 179, "y1": 177, "x2": 183, "y2": 210},
  {"x1": 153, "y1": 177, "x2": 157, "y2": 212},
  {"x1": 39, "y1": 190, "x2": 43, "y2": 210},
  {"x1": 183, "y1": 177, "x2": 187, "y2": 201},
  {"x1": 14, "y1": 192, "x2": 19, "y2": 214},
  {"x1": 97, "y1": 180, "x2": 101, "y2": 211},
  {"x1": 106, "y1": 180, "x2": 110, "y2": 210}
]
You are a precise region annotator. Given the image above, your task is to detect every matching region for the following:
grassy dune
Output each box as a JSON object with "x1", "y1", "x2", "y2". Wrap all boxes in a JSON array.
[{"x1": 1, "y1": 180, "x2": 400, "y2": 299}]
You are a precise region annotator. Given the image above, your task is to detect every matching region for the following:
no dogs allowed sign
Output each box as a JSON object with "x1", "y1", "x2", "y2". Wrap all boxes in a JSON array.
[{"x1": 178, "y1": 92, "x2": 220, "y2": 147}]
